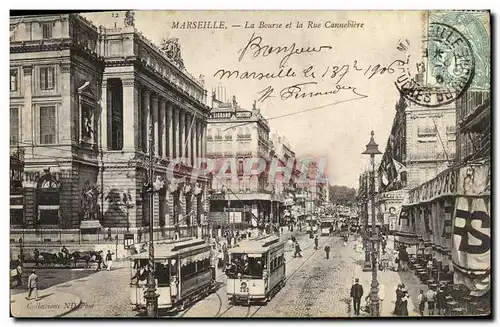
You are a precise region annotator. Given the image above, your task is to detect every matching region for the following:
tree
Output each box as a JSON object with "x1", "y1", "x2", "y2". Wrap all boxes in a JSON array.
[{"x1": 329, "y1": 185, "x2": 357, "y2": 206}]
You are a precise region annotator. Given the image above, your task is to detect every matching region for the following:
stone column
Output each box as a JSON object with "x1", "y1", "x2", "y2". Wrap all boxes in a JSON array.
[
  {"x1": 135, "y1": 82, "x2": 142, "y2": 152},
  {"x1": 185, "y1": 112, "x2": 192, "y2": 165},
  {"x1": 196, "y1": 120, "x2": 201, "y2": 161},
  {"x1": 160, "y1": 98, "x2": 167, "y2": 158},
  {"x1": 174, "y1": 107, "x2": 180, "y2": 159},
  {"x1": 167, "y1": 102, "x2": 174, "y2": 159},
  {"x1": 122, "y1": 78, "x2": 138, "y2": 151},
  {"x1": 142, "y1": 88, "x2": 151, "y2": 153},
  {"x1": 201, "y1": 122, "x2": 207, "y2": 158},
  {"x1": 59, "y1": 63, "x2": 72, "y2": 143},
  {"x1": 21, "y1": 66, "x2": 33, "y2": 145},
  {"x1": 152, "y1": 93, "x2": 159, "y2": 156},
  {"x1": 189, "y1": 115, "x2": 195, "y2": 166},
  {"x1": 179, "y1": 110, "x2": 185, "y2": 162}
]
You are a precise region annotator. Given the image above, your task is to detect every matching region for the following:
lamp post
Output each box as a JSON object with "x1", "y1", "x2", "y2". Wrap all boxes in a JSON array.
[
  {"x1": 361, "y1": 131, "x2": 382, "y2": 317},
  {"x1": 143, "y1": 123, "x2": 162, "y2": 318}
]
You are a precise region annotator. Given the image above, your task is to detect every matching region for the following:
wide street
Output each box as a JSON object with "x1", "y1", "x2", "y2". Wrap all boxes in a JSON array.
[{"x1": 12, "y1": 230, "x2": 421, "y2": 318}]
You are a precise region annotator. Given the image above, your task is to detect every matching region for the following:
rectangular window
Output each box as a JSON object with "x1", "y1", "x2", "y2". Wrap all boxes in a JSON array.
[
  {"x1": 10, "y1": 69, "x2": 18, "y2": 92},
  {"x1": 40, "y1": 67, "x2": 55, "y2": 90},
  {"x1": 42, "y1": 23, "x2": 52, "y2": 39},
  {"x1": 39, "y1": 106, "x2": 56, "y2": 144},
  {"x1": 10, "y1": 209, "x2": 24, "y2": 226},
  {"x1": 39, "y1": 209, "x2": 58, "y2": 225},
  {"x1": 10, "y1": 108, "x2": 20, "y2": 146}
]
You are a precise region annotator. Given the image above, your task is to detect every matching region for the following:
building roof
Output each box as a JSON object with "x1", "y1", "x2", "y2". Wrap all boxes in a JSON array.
[
  {"x1": 229, "y1": 235, "x2": 283, "y2": 254},
  {"x1": 131, "y1": 238, "x2": 209, "y2": 260}
]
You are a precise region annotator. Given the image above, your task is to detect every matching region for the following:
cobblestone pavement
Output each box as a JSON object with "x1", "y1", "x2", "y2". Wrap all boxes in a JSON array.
[{"x1": 52, "y1": 261, "x2": 138, "y2": 317}]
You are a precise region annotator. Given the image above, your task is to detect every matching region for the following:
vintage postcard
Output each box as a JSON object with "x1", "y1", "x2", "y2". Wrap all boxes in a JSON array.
[{"x1": 9, "y1": 9, "x2": 491, "y2": 318}]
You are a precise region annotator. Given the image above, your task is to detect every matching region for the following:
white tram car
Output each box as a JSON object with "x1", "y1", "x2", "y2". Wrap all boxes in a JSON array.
[
  {"x1": 129, "y1": 238, "x2": 215, "y2": 312},
  {"x1": 226, "y1": 235, "x2": 286, "y2": 305},
  {"x1": 320, "y1": 218, "x2": 335, "y2": 236}
]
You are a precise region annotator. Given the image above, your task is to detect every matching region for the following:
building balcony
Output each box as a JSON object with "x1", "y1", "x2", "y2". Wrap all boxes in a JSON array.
[
  {"x1": 214, "y1": 135, "x2": 223, "y2": 141},
  {"x1": 236, "y1": 150, "x2": 253, "y2": 157},
  {"x1": 237, "y1": 134, "x2": 251, "y2": 140}
]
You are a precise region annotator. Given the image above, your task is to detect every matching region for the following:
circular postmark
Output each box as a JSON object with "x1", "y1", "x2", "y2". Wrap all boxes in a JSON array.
[{"x1": 395, "y1": 22, "x2": 475, "y2": 107}]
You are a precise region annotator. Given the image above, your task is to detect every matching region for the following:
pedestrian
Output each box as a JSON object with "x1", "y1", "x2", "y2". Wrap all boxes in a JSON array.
[
  {"x1": 417, "y1": 289, "x2": 427, "y2": 316},
  {"x1": 378, "y1": 283, "x2": 385, "y2": 313},
  {"x1": 293, "y1": 241, "x2": 302, "y2": 258},
  {"x1": 350, "y1": 278, "x2": 364, "y2": 316},
  {"x1": 381, "y1": 236, "x2": 387, "y2": 254},
  {"x1": 33, "y1": 249, "x2": 40, "y2": 267},
  {"x1": 426, "y1": 286, "x2": 437, "y2": 315},
  {"x1": 137, "y1": 227, "x2": 142, "y2": 243},
  {"x1": 26, "y1": 269, "x2": 39, "y2": 301},
  {"x1": 107, "y1": 227, "x2": 112, "y2": 241},
  {"x1": 324, "y1": 245, "x2": 331, "y2": 259},
  {"x1": 400, "y1": 292, "x2": 409, "y2": 316},
  {"x1": 95, "y1": 251, "x2": 104, "y2": 271},
  {"x1": 393, "y1": 284, "x2": 403, "y2": 315},
  {"x1": 105, "y1": 250, "x2": 114, "y2": 271},
  {"x1": 436, "y1": 287, "x2": 447, "y2": 315},
  {"x1": 314, "y1": 235, "x2": 319, "y2": 250},
  {"x1": 400, "y1": 247, "x2": 409, "y2": 271}
]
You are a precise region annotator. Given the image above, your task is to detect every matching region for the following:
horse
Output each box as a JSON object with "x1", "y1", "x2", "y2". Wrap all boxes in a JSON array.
[
  {"x1": 56, "y1": 252, "x2": 72, "y2": 267},
  {"x1": 38, "y1": 252, "x2": 58, "y2": 267},
  {"x1": 70, "y1": 251, "x2": 98, "y2": 269}
]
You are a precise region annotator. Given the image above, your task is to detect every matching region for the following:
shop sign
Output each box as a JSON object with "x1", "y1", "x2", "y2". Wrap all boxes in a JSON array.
[{"x1": 408, "y1": 168, "x2": 457, "y2": 205}]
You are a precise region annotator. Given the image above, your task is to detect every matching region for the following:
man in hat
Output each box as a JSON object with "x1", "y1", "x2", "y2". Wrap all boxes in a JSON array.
[
  {"x1": 314, "y1": 235, "x2": 319, "y2": 250},
  {"x1": 26, "y1": 269, "x2": 39, "y2": 301},
  {"x1": 350, "y1": 278, "x2": 364, "y2": 316},
  {"x1": 324, "y1": 244, "x2": 331, "y2": 259}
]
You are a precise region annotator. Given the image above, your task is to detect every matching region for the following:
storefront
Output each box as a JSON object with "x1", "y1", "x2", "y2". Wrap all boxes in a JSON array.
[
  {"x1": 377, "y1": 190, "x2": 407, "y2": 235},
  {"x1": 403, "y1": 158, "x2": 490, "y2": 296}
]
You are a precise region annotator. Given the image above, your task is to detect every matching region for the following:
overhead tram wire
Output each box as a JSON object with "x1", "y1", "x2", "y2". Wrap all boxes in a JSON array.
[{"x1": 222, "y1": 95, "x2": 367, "y2": 132}]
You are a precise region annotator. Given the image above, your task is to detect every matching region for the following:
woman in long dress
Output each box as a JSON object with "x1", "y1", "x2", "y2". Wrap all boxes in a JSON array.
[
  {"x1": 393, "y1": 284, "x2": 403, "y2": 315},
  {"x1": 400, "y1": 292, "x2": 409, "y2": 316}
]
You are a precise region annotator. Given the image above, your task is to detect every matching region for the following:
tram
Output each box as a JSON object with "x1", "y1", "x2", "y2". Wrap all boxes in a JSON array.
[
  {"x1": 129, "y1": 238, "x2": 216, "y2": 312},
  {"x1": 320, "y1": 218, "x2": 335, "y2": 236},
  {"x1": 226, "y1": 235, "x2": 286, "y2": 305}
]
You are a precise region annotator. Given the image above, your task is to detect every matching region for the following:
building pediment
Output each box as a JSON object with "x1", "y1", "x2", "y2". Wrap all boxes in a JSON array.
[{"x1": 78, "y1": 81, "x2": 96, "y2": 100}]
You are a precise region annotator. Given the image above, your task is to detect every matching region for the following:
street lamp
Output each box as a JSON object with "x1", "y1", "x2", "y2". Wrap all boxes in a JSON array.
[
  {"x1": 142, "y1": 123, "x2": 164, "y2": 318},
  {"x1": 361, "y1": 130, "x2": 382, "y2": 317}
]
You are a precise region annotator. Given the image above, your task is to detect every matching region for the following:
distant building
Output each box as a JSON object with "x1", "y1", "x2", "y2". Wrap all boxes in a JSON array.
[{"x1": 206, "y1": 93, "x2": 272, "y2": 227}]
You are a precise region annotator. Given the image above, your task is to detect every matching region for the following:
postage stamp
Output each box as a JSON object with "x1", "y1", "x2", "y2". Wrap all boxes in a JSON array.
[
  {"x1": 429, "y1": 11, "x2": 491, "y2": 91},
  {"x1": 395, "y1": 21, "x2": 475, "y2": 108},
  {"x1": 9, "y1": 9, "x2": 491, "y2": 319}
]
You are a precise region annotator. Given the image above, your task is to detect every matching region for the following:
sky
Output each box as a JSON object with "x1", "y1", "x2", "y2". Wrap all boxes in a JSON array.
[{"x1": 83, "y1": 10, "x2": 425, "y2": 188}]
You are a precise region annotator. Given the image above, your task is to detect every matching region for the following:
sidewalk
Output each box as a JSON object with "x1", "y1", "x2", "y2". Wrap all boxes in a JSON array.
[
  {"x1": 348, "y1": 238, "x2": 420, "y2": 317},
  {"x1": 11, "y1": 290, "x2": 81, "y2": 318}
]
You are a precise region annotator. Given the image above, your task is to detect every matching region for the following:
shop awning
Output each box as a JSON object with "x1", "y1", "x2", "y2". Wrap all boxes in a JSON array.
[{"x1": 407, "y1": 158, "x2": 490, "y2": 205}]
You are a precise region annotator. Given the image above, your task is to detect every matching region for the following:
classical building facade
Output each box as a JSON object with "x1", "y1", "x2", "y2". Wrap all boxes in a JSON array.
[
  {"x1": 10, "y1": 14, "x2": 105, "y2": 231},
  {"x1": 10, "y1": 13, "x2": 211, "y2": 234},
  {"x1": 206, "y1": 94, "x2": 272, "y2": 227}
]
